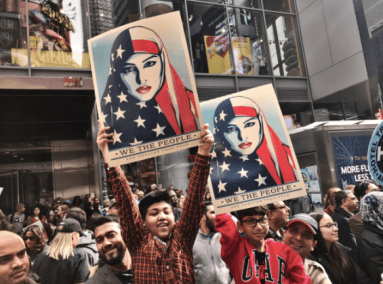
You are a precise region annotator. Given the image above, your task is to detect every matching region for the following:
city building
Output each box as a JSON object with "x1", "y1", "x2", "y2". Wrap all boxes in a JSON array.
[{"x1": 0, "y1": 0, "x2": 382, "y2": 214}]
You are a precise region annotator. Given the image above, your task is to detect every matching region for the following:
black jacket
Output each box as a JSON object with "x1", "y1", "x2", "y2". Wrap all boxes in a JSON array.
[
  {"x1": 312, "y1": 243, "x2": 370, "y2": 284},
  {"x1": 332, "y1": 207, "x2": 357, "y2": 252},
  {"x1": 357, "y1": 223, "x2": 383, "y2": 283}
]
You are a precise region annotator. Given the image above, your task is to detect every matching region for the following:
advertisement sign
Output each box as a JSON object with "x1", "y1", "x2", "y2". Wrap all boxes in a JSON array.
[
  {"x1": 88, "y1": 12, "x2": 203, "y2": 167},
  {"x1": 17, "y1": 0, "x2": 89, "y2": 68},
  {"x1": 368, "y1": 122, "x2": 383, "y2": 185},
  {"x1": 204, "y1": 35, "x2": 232, "y2": 74},
  {"x1": 232, "y1": 37, "x2": 253, "y2": 75},
  {"x1": 201, "y1": 84, "x2": 306, "y2": 214},
  {"x1": 332, "y1": 135, "x2": 373, "y2": 189},
  {"x1": 301, "y1": 165, "x2": 321, "y2": 204}
]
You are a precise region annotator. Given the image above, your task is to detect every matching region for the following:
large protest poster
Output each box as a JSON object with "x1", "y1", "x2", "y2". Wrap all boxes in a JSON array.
[
  {"x1": 89, "y1": 12, "x2": 203, "y2": 167},
  {"x1": 332, "y1": 135, "x2": 373, "y2": 189},
  {"x1": 201, "y1": 84, "x2": 306, "y2": 214}
]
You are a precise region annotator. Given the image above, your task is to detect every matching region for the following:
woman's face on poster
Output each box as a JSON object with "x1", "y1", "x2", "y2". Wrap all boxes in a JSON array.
[
  {"x1": 120, "y1": 53, "x2": 163, "y2": 101},
  {"x1": 223, "y1": 116, "x2": 262, "y2": 155}
]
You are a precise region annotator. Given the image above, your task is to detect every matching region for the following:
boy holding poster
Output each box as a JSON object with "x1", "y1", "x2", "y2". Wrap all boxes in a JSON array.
[
  {"x1": 215, "y1": 206, "x2": 311, "y2": 284},
  {"x1": 97, "y1": 122, "x2": 213, "y2": 284}
]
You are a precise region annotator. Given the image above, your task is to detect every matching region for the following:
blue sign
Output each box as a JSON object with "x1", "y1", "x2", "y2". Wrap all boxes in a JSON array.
[
  {"x1": 332, "y1": 135, "x2": 373, "y2": 189},
  {"x1": 31, "y1": 10, "x2": 47, "y2": 25},
  {"x1": 368, "y1": 122, "x2": 383, "y2": 185}
]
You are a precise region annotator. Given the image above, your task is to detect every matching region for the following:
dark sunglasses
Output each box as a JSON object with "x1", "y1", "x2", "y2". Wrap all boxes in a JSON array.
[{"x1": 23, "y1": 236, "x2": 36, "y2": 241}]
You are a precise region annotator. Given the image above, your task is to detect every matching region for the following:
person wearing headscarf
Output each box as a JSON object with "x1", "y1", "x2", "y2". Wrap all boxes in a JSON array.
[
  {"x1": 99, "y1": 26, "x2": 200, "y2": 150},
  {"x1": 210, "y1": 96, "x2": 297, "y2": 198},
  {"x1": 357, "y1": 191, "x2": 383, "y2": 283}
]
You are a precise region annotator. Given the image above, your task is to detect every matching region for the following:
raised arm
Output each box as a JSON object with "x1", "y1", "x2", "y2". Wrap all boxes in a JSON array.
[
  {"x1": 176, "y1": 124, "x2": 213, "y2": 248},
  {"x1": 97, "y1": 121, "x2": 147, "y2": 252},
  {"x1": 215, "y1": 213, "x2": 241, "y2": 261}
]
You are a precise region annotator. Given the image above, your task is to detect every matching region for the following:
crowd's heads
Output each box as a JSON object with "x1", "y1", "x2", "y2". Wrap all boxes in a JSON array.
[
  {"x1": 72, "y1": 195, "x2": 82, "y2": 205},
  {"x1": 267, "y1": 201, "x2": 290, "y2": 228},
  {"x1": 103, "y1": 199, "x2": 111, "y2": 208},
  {"x1": 57, "y1": 204, "x2": 69, "y2": 218},
  {"x1": 32, "y1": 205, "x2": 43, "y2": 220},
  {"x1": 15, "y1": 203, "x2": 25, "y2": 213},
  {"x1": 151, "y1": 184, "x2": 157, "y2": 190},
  {"x1": 335, "y1": 190, "x2": 358, "y2": 212},
  {"x1": 284, "y1": 214, "x2": 317, "y2": 260},
  {"x1": 324, "y1": 187, "x2": 341, "y2": 207},
  {"x1": 360, "y1": 191, "x2": 383, "y2": 230},
  {"x1": 47, "y1": 218, "x2": 84, "y2": 260},
  {"x1": 354, "y1": 181, "x2": 378, "y2": 201},
  {"x1": 23, "y1": 225, "x2": 46, "y2": 252},
  {"x1": 0, "y1": 231, "x2": 30, "y2": 284},
  {"x1": 139, "y1": 190, "x2": 175, "y2": 241},
  {"x1": 66, "y1": 208, "x2": 87, "y2": 231},
  {"x1": 109, "y1": 199, "x2": 119, "y2": 215},
  {"x1": 137, "y1": 191, "x2": 144, "y2": 201},
  {"x1": 165, "y1": 189, "x2": 178, "y2": 207},
  {"x1": 202, "y1": 201, "x2": 215, "y2": 233},
  {"x1": 94, "y1": 216, "x2": 128, "y2": 266},
  {"x1": 237, "y1": 206, "x2": 269, "y2": 243}
]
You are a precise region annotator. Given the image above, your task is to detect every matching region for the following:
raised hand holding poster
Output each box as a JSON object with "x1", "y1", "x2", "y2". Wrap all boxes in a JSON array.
[
  {"x1": 201, "y1": 84, "x2": 306, "y2": 214},
  {"x1": 88, "y1": 12, "x2": 203, "y2": 167}
]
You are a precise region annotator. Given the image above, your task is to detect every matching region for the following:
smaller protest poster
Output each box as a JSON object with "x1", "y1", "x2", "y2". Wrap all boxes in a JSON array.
[
  {"x1": 89, "y1": 12, "x2": 203, "y2": 167},
  {"x1": 201, "y1": 84, "x2": 306, "y2": 214}
]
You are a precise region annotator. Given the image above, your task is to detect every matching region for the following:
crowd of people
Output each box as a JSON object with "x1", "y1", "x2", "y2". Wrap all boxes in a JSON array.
[{"x1": 1, "y1": 125, "x2": 383, "y2": 284}]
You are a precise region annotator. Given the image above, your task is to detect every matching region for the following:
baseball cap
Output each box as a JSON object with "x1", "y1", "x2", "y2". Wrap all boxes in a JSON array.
[
  {"x1": 64, "y1": 200, "x2": 72, "y2": 205},
  {"x1": 287, "y1": 213, "x2": 318, "y2": 236},
  {"x1": 57, "y1": 218, "x2": 85, "y2": 236}
]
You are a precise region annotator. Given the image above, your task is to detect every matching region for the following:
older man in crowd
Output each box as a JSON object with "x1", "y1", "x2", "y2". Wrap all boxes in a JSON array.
[
  {"x1": 266, "y1": 201, "x2": 290, "y2": 242},
  {"x1": 332, "y1": 190, "x2": 358, "y2": 253},
  {"x1": 284, "y1": 214, "x2": 331, "y2": 284}
]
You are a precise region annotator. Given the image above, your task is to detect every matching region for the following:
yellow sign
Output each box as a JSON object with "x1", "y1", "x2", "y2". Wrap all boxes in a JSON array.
[
  {"x1": 11, "y1": 49, "x2": 91, "y2": 69},
  {"x1": 204, "y1": 35, "x2": 232, "y2": 74},
  {"x1": 232, "y1": 37, "x2": 253, "y2": 75}
]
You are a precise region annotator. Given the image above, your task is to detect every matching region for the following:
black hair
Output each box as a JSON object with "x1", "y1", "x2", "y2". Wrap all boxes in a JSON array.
[
  {"x1": 66, "y1": 208, "x2": 87, "y2": 230},
  {"x1": 334, "y1": 191, "x2": 348, "y2": 207},
  {"x1": 72, "y1": 195, "x2": 82, "y2": 205},
  {"x1": 266, "y1": 203, "x2": 277, "y2": 210},
  {"x1": 237, "y1": 205, "x2": 268, "y2": 221},
  {"x1": 203, "y1": 201, "x2": 213, "y2": 215},
  {"x1": 139, "y1": 190, "x2": 174, "y2": 220},
  {"x1": 354, "y1": 181, "x2": 376, "y2": 200},
  {"x1": 92, "y1": 215, "x2": 120, "y2": 233},
  {"x1": 309, "y1": 212, "x2": 358, "y2": 283}
]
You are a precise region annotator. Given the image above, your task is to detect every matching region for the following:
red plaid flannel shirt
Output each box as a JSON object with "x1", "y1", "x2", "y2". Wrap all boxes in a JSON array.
[{"x1": 107, "y1": 154, "x2": 210, "y2": 284}]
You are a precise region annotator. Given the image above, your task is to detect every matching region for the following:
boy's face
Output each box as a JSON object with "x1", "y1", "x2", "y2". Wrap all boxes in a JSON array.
[
  {"x1": 144, "y1": 201, "x2": 175, "y2": 241},
  {"x1": 237, "y1": 215, "x2": 268, "y2": 243}
]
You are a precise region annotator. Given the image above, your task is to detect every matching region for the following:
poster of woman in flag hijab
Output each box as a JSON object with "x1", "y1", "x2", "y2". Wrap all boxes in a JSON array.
[
  {"x1": 201, "y1": 85, "x2": 306, "y2": 214},
  {"x1": 88, "y1": 12, "x2": 203, "y2": 166}
]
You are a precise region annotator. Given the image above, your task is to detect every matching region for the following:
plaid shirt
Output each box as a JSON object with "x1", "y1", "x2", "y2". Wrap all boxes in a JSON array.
[{"x1": 107, "y1": 154, "x2": 210, "y2": 284}]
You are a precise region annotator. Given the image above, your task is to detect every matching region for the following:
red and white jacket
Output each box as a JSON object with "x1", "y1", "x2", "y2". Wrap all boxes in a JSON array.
[{"x1": 215, "y1": 213, "x2": 312, "y2": 284}]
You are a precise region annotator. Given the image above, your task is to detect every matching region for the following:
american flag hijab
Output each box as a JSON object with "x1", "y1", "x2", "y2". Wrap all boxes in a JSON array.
[
  {"x1": 100, "y1": 26, "x2": 200, "y2": 150},
  {"x1": 210, "y1": 96, "x2": 297, "y2": 198}
]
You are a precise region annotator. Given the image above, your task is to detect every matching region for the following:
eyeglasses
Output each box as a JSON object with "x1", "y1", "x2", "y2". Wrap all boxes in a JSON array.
[
  {"x1": 319, "y1": 222, "x2": 338, "y2": 229},
  {"x1": 242, "y1": 217, "x2": 269, "y2": 227},
  {"x1": 23, "y1": 236, "x2": 36, "y2": 241},
  {"x1": 272, "y1": 205, "x2": 287, "y2": 210}
]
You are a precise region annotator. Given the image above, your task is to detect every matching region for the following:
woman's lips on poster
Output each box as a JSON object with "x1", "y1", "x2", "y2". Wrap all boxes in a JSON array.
[
  {"x1": 137, "y1": 85, "x2": 151, "y2": 94},
  {"x1": 239, "y1": 142, "x2": 252, "y2": 149}
]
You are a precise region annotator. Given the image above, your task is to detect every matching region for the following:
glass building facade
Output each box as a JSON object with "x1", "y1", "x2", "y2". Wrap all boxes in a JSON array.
[{"x1": 1, "y1": 0, "x2": 382, "y2": 212}]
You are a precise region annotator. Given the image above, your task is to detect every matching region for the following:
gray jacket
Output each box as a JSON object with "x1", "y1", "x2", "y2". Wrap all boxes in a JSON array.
[
  {"x1": 192, "y1": 229, "x2": 231, "y2": 284},
  {"x1": 85, "y1": 265, "x2": 122, "y2": 284},
  {"x1": 77, "y1": 234, "x2": 99, "y2": 267}
]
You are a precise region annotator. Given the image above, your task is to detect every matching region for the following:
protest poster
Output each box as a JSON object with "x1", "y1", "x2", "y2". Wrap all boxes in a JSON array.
[
  {"x1": 201, "y1": 84, "x2": 306, "y2": 214},
  {"x1": 88, "y1": 12, "x2": 203, "y2": 167}
]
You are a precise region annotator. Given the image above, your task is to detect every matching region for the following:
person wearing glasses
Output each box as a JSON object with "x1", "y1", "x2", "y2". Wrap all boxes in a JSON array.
[
  {"x1": 23, "y1": 225, "x2": 47, "y2": 264},
  {"x1": 265, "y1": 201, "x2": 290, "y2": 242},
  {"x1": 309, "y1": 212, "x2": 370, "y2": 284},
  {"x1": 215, "y1": 206, "x2": 311, "y2": 284}
]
